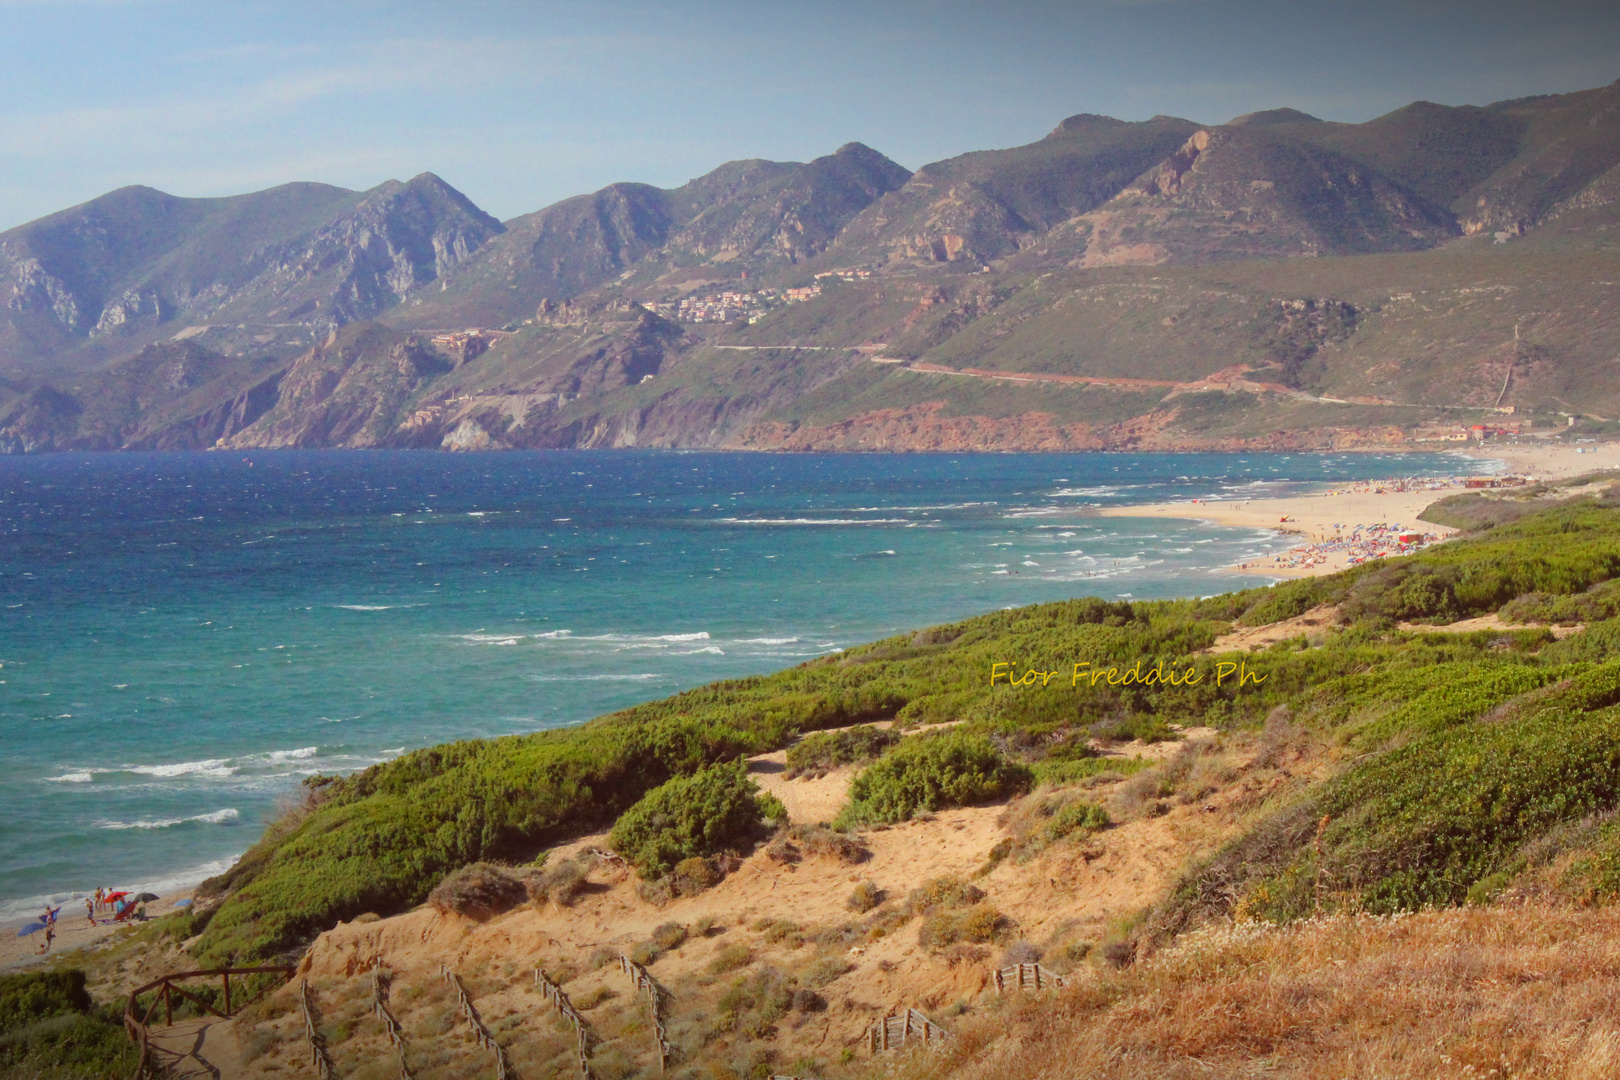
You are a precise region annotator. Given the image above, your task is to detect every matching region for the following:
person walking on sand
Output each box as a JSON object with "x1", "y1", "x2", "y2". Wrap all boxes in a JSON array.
[
  {"x1": 37, "y1": 922, "x2": 55, "y2": 954},
  {"x1": 85, "y1": 898, "x2": 96, "y2": 926}
]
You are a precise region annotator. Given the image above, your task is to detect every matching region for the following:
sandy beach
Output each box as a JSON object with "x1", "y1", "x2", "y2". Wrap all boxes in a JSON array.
[
  {"x1": 1097, "y1": 441, "x2": 1620, "y2": 578},
  {"x1": 0, "y1": 889, "x2": 195, "y2": 972}
]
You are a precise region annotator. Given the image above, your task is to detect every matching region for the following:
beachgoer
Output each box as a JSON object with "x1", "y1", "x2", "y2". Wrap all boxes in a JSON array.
[
  {"x1": 86, "y1": 898, "x2": 96, "y2": 925},
  {"x1": 38, "y1": 923, "x2": 55, "y2": 954}
]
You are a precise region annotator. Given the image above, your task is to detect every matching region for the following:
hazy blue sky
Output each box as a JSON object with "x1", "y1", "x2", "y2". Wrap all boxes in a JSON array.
[{"x1": 2, "y1": 0, "x2": 1617, "y2": 231}]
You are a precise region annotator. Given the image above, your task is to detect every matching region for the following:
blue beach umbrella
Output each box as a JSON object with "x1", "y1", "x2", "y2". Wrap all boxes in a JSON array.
[{"x1": 16, "y1": 921, "x2": 46, "y2": 936}]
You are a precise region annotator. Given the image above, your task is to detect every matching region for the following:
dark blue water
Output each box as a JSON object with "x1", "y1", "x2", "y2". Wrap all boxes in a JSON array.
[{"x1": 0, "y1": 449, "x2": 1469, "y2": 916}]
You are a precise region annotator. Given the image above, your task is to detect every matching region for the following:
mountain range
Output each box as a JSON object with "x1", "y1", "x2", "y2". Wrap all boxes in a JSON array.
[{"x1": 4, "y1": 78, "x2": 1620, "y2": 453}]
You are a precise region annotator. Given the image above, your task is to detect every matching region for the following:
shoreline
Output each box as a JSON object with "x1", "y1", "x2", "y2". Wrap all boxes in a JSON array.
[
  {"x1": 1095, "y1": 442, "x2": 1620, "y2": 579},
  {"x1": 0, "y1": 886, "x2": 198, "y2": 972},
  {"x1": 3, "y1": 441, "x2": 1611, "y2": 961}
]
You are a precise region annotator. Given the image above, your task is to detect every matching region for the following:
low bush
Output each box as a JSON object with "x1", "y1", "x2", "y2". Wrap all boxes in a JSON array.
[
  {"x1": 908, "y1": 875, "x2": 986, "y2": 914},
  {"x1": 1000, "y1": 940, "x2": 1043, "y2": 966},
  {"x1": 920, "y1": 903, "x2": 1009, "y2": 947},
  {"x1": 789, "y1": 824, "x2": 870, "y2": 863},
  {"x1": 708, "y1": 943, "x2": 753, "y2": 975},
  {"x1": 650, "y1": 922, "x2": 688, "y2": 950},
  {"x1": 837, "y1": 731, "x2": 1033, "y2": 827},
  {"x1": 791, "y1": 988, "x2": 827, "y2": 1013},
  {"x1": 846, "y1": 881, "x2": 883, "y2": 913},
  {"x1": 801, "y1": 956, "x2": 853, "y2": 988},
  {"x1": 672, "y1": 856, "x2": 724, "y2": 896},
  {"x1": 996, "y1": 792, "x2": 1111, "y2": 864},
  {"x1": 427, "y1": 863, "x2": 527, "y2": 921},
  {"x1": 610, "y1": 762, "x2": 785, "y2": 880},
  {"x1": 785, "y1": 725, "x2": 901, "y2": 777},
  {"x1": 526, "y1": 855, "x2": 590, "y2": 908}
]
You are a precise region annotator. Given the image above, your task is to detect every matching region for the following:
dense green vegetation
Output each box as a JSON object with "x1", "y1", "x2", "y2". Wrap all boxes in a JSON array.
[
  {"x1": 0, "y1": 971, "x2": 132, "y2": 1079},
  {"x1": 836, "y1": 730, "x2": 1033, "y2": 827},
  {"x1": 783, "y1": 724, "x2": 900, "y2": 777},
  {"x1": 186, "y1": 481, "x2": 1620, "y2": 966},
  {"x1": 609, "y1": 763, "x2": 785, "y2": 879}
]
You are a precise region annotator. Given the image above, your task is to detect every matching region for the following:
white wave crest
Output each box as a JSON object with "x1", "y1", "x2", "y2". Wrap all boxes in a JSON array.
[
  {"x1": 335, "y1": 604, "x2": 394, "y2": 611},
  {"x1": 264, "y1": 747, "x2": 318, "y2": 763},
  {"x1": 736, "y1": 637, "x2": 800, "y2": 645},
  {"x1": 100, "y1": 808, "x2": 240, "y2": 830},
  {"x1": 715, "y1": 517, "x2": 911, "y2": 525},
  {"x1": 44, "y1": 771, "x2": 93, "y2": 783},
  {"x1": 128, "y1": 759, "x2": 237, "y2": 779}
]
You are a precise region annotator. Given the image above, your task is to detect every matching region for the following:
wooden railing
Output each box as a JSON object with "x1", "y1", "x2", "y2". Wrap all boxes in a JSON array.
[
  {"x1": 534, "y1": 968, "x2": 593, "y2": 1078},
  {"x1": 123, "y1": 965, "x2": 295, "y2": 1080},
  {"x1": 867, "y1": 1008, "x2": 949, "y2": 1053},
  {"x1": 992, "y1": 962, "x2": 1067, "y2": 994},
  {"x1": 439, "y1": 966, "x2": 513, "y2": 1080},
  {"x1": 370, "y1": 960, "x2": 414, "y2": 1080},
  {"x1": 299, "y1": 978, "x2": 336, "y2": 1079},
  {"x1": 617, "y1": 954, "x2": 672, "y2": 1072}
]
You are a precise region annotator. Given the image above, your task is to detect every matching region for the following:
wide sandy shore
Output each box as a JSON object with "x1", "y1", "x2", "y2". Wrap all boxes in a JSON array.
[{"x1": 1097, "y1": 440, "x2": 1620, "y2": 578}]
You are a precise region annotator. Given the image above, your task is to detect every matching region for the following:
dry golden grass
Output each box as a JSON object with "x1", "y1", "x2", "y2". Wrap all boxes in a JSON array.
[{"x1": 873, "y1": 904, "x2": 1620, "y2": 1080}]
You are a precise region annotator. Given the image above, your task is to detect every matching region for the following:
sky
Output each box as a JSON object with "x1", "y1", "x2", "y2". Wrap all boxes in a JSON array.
[{"x1": 2, "y1": 0, "x2": 1618, "y2": 232}]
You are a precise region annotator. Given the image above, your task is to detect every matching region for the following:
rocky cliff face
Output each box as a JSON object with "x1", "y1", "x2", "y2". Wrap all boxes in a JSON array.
[
  {"x1": 0, "y1": 175, "x2": 502, "y2": 375},
  {"x1": 219, "y1": 323, "x2": 451, "y2": 449},
  {"x1": 0, "y1": 340, "x2": 287, "y2": 452},
  {"x1": 1059, "y1": 126, "x2": 1459, "y2": 265}
]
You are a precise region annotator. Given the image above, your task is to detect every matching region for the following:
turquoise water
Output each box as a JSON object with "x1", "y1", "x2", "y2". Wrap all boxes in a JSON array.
[{"x1": 0, "y1": 449, "x2": 1468, "y2": 917}]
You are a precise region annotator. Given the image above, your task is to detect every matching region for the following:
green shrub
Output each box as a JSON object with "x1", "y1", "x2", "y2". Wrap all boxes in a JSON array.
[
  {"x1": 785, "y1": 725, "x2": 900, "y2": 777},
  {"x1": 609, "y1": 762, "x2": 783, "y2": 880},
  {"x1": 1045, "y1": 800, "x2": 1110, "y2": 842},
  {"x1": 837, "y1": 731, "x2": 1033, "y2": 827},
  {"x1": 0, "y1": 973, "x2": 130, "y2": 1079},
  {"x1": 0, "y1": 971, "x2": 91, "y2": 1029}
]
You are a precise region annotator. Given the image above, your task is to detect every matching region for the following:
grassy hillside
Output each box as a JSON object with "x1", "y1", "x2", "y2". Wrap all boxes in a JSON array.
[{"x1": 186, "y1": 479, "x2": 1620, "y2": 971}]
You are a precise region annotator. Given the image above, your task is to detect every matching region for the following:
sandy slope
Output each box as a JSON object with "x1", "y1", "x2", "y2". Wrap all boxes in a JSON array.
[{"x1": 203, "y1": 729, "x2": 1251, "y2": 1078}]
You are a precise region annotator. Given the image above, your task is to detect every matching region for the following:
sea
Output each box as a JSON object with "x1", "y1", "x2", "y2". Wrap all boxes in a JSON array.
[{"x1": 0, "y1": 449, "x2": 1478, "y2": 919}]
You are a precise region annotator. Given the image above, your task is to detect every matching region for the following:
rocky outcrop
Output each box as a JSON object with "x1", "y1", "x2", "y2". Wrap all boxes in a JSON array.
[
  {"x1": 221, "y1": 324, "x2": 448, "y2": 449},
  {"x1": 1075, "y1": 126, "x2": 1459, "y2": 264},
  {"x1": 0, "y1": 340, "x2": 287, "y2": 451}
]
